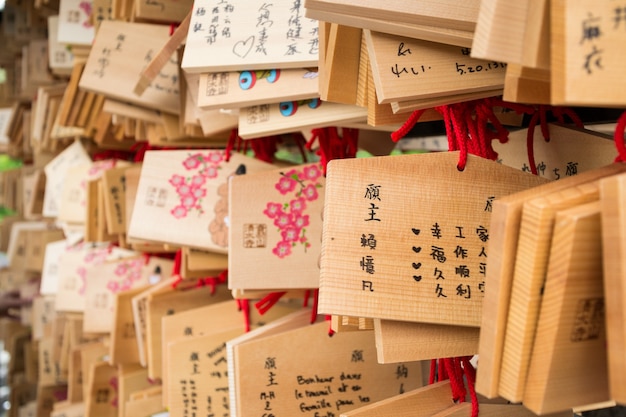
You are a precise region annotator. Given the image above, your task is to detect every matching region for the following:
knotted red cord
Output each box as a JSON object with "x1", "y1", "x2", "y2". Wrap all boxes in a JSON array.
[
  {"x1": 306, "y1": 127, "x2": 359, "y2": 174},
  {"x1": 614, "y1": 110, "x2": 626, "y2": 163},
  {"x1": 194, "y1": 269, "x2": 228, "y2": 295},
  {"x1": 170, "y1": 249, "x2": 183, "y2": 288},
  {"x1": 254, "y1": 291, "x2": 287, "y2": 315}
]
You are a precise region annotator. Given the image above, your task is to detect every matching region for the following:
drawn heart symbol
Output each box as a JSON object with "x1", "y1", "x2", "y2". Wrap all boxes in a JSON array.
[
  {"x1": 412, "y1": 262, "x2": 422, "y2": 269},
  {"x1": 233, "y1": 36, "x2": 255, "y2": 58},
  {"x1": 413, "y1": 275, "x2": 422, "y2": 282},
  {"x1": 412, "y1": 246, "x2": 421, "y2": 253},
  {"x1": 411, "y1": 228, "x2": 420, "y2": 235}
]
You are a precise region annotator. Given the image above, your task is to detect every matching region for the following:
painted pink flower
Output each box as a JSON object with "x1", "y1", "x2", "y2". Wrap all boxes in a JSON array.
[
  {"x1": 129, "y1": 271, "x2": 141, "y2": 282},
  {"x1": 114, "y1": 264, "x2": 129, "y2": 276},
  {"x1": 272, "y1": 240, "x2": 292, "y2": 258},
  {"x1": 190, "y1": 175, "x2": 206, "y2": 187},
  {"x1": 122, "y1": 278, "x2": 132, "y2": 288},
  {"x1": 263, "y1": 202, "x2": 283, "y2": 218},
  {"x1": 171, "y1": 205, "x2": 188, "y2": 219},
  {"x1": 289, "y1": 197, "x2": 307, "y2": 214},
  {"x1": 176, "y1": 184, "x2": 192, "y2": 196},
  {"x1": 302, "y1": 184, "x2": 319, "y2": 201},
  {"x1": 169, "y1": 174, "x2": 185, "y2": 186},
  {"x1": 303, "y1": 165, "x2": 322, "y2": 182},
  {"x1": 281, "y1": 226, "x2": 301, "y2": 242},
  {"x1": 276, "y1": 175, "x2": 297, "y2": 194},
  {"x1": 274, "y1": 212, "x2": 293, "y2": 229},
  {"x1": 293, "y1": 214, "x2": 310, "y2": 230},
  {"x1": 107, "y1": 281, "x2": 119, "y2": 292},
  {"x1": 206, "y1": 151, "x2": 224, "y2": 164},
  {"x1": 191, "y1": 187, "x2": 207, "y2": 199},
  {"x1": 180, "y1": 195, "x2": 198, "y2": 208},
  {"x1": 183, "y1": 154, "x2": 203, "y2": 170},
  {"x1": 204, "y1": 165, "x2": 219, "y2": 179}
]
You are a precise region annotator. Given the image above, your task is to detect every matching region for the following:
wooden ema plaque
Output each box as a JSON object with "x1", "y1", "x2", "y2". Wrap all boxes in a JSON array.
[
  {"x1": 523, "y1": 201, "x2": 609, "y2": 414},
  {"x1": 552, "y1": 0, "x2": 626, "y2": 106},
  {"x1": 182, "y1": 0, "x2": 319, "y2": 73},
  {"x1": 319, "y1": 152, "x2": 546, "y2": 327},
  {"x1": 229, "y1": 163, "x2": 325, "y2": 290},
  {"x1": 476, "y1": 162, "x2": 626, "y2": 399},
  {"x1": 499, "y1": 181, "x2": 602, "y2": 402},
  {"x1": 600, "y1": 173, "x2": 626, "y2": 403},
  {"x1": 128, "y1": 150, "x2": 274, "y2": 251},
  {"x1": 233, "y1": 320, "x2": 423, "y2": 417}
]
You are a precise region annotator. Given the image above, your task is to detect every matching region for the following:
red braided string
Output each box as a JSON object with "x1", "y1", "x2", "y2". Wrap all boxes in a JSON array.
[
  {"x1": 303, "y1": 290, "x2": 311, "y2": 307},
  {"x1": 172, "y1": 249, "x2": 182, "y2": 276},
  {"x1": 390, "y1": 109, "x2": 426, "y2": 142},
  {"x1": 306, "y1": 127, "x2": 359, "y2": 174},
  {"x1": 236, "y1": 299, "x2": 251, "y2": 332},
  {"x1": 614, "y1": 110, "x2": 626, "y2": 163},
  {"x1": 310, "y1": 289, "x2": 319, "y2": 324},
  {"x1": 438, "y1": 358, "x2": 448, "y2": 382},
  {"x1": 254, "y1": 291, "x2": 287, "y2": 315},
  {"x1": 461, "y1": 356, "x2": 479, "y2": 417},
  {"x1": 429, "y1": 359, "x2": 437, "y2": 384},
  {"x1": 248, "y1": 136, "x2": 279, "y2": 163},
  {"x1": 444, "y1": 358, "x2": 466, "y2": 403},
  {"x1": 325, "y1": 315, "x2": 335, "y2": 336},
  {"x1": 225, "y1": 129, "x2": 239, "y2": 162}
]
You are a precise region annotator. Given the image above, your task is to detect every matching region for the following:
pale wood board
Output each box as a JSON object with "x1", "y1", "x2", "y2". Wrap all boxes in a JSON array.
[
  {"x1": 128, "y1": 150, "x2": 274, "y2": 251},
  {"x1": 167, "y1": 328, "x2": 243, "y2": 417},
  {"x1": 374, "y1": 319, "x2": 479, "y2": 364},
  {"x1": 322, "y1": 24, "x2": 361, "y2": 104},
  {"x1": 238, "y1": 101, "x2": 367, "y2": 139},
  {"x1": 493, "y1": 124, "x2": 617, "y2": 180},
  {"x1": 551, "y1": 0, "x2": 626, "y2": 106},
  {"x1": 197, "y1": 68, "x2": 319, "y2": 110},
  {"x1": 461, "y1": 156, "x2": 626, "y2": 405},
  {"x1": 503, "y1": 64, "x2": 551, "y2": 105},
  {"x1": 390, "y1": 89, "x2": 503, "y2": 114},
  {"x1": 118, "y1": 364, "x2": 154, "y2": 417},
  {"x1": 57, "y1": 0, "x2": 95, "y2": 46},
  {"x1": 366, "y1": 30, "x2": 506, "y2": 104},
  {"x1": 600, "y1": 173, "x2": 626, "y2": 403},
  {"x1": 228, "y1": 163, "x2": 325, "y2": 290},
  {"x1": 432, "y1": 403, "x2": 572, "y2": 417},
  {"x1": 134, "y1": 0, "x2": 192, "y2": 24},
  {"x1": 233, "y1": 320, "x2": 423, "y2": 417},
  {"x1": 84, "y1": 361, "x2": 117, "y2": 417},
  {"x1": 125, "y1": 395, "x2": 165, "y2": 417},
  {"x1": 521, "y1": 0, "x2": 550, "y2": 70},
  {"x1": 498, "y1": 182, "x2": 603, "y2": 402},
  {"x1": 470, "y1": 0, "x2": 529, "y2": 64},
  {"x1": 101, "y1": 166, "x2": 130, "y2": 235},
  {"x1": 319, "y1": 152, "x2": 547, "y2": 327},
  {"x1": 341, "y1": 381, "x2": 454, "y2": 417},
  {"x1": 160, "y1": 300, "x2": 299, "y2": 408},
  {"x1": 523, "y1": 201, "x2": 609, "y2": 414},
  {"x1": 182, "y1": 0, "x2": 319, "y2": 73},
  {"x1": 79, "y1": 20, "x2": 181, "y2": 115},
  {"x1": 145, "y1": 284, "x2": 233, "y2": 380},
  {"x1": 110, "y1": 285, "x2": 147, "y2": 365},
  {"x1": 304, "y1": 0, "x2": 479, "y2": 32}
]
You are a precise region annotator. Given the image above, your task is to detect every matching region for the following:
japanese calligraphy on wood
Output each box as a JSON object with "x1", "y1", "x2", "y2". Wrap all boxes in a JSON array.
[
  {"x1": 182, "y1": 0, "x2": 319, "y2": 73},
  {"x1": 319, "y1": 152, "x2": 547, "y2": 327}
]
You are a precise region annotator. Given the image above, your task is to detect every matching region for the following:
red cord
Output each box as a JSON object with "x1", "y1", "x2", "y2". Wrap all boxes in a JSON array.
[
  {"x1": 236, "y1": 299, "x2": 251, "y2": 332},
  {"x1": 310, "y1": 289, "x2": 319, "y2": 324},
  {"x1": 461, "y1": 356, "x2": 479, "y2": 417},
  {"x1": 429, "y1": 359, "x2": 437, "y2": 384},
  {"x1": 254, "y1": 292, "x2": 287, "y2": 315},
  {"x1": 614, "y1": 110, "x2": 626, "y2": 162},
  {"x1": 171, "y1": 249, "x2": 182, "y2": 277},
  {"x1": 391, "y1": 109, "x2": 426, "y2": 142},
  {"x1": 325, "y1": 315, "x2": 335, "y2": 336}
]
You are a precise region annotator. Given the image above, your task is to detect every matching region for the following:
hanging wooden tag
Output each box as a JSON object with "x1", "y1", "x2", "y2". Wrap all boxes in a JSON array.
[
  {"x1": 145, "y1": 284, "x2": 232, "y2": 380},
  {"x1": 183, "y1": 248, "x2": 228, "y2": 272},
  {"x1": 32, "y1": 295, "x2": 56, "y2": 341},
  {"x1": 322, "y1": 24, "x2": 362, "y2": 105},
  {"x1": 161, "y1": 299, "x2": 300, "y2": 408},
  {"x1": 79, "y1": 21, "x2": 180, "y2": 115},
  {"x1": 125, "y1": 391, "x2": 165, "y2": 417},
  {"x1": 551, "y1": 0, "x2": 626, "y2": 106},
  {"x1": 47, "y1": 16, "x2": 75, "y2": 77},
  {"x1": 128, "y1": 150, "x2": 275, "y2": 251},
  {"x1": 340, "y1": 381, "x2": 454, "y2": 417},
  {"x1": 493, "y1": 124, "x2": 617, "y2": 180},
  {"x1": 476, "y1": 162, "x2": 626, "y2": 399},
  {"x1": 498, "y1": 181, "x2": 606, "y2": 402},
  {"x1": 51, "y1": 402, "x2": 84, "y2": 417},
  {"x1": 58, "y1": 0, "x2": 95, "y2": 46},
  {"x1": 319, "y1": 152, "x2": 547, "y2": 327},
  {"x1": 168, "y1": 328, "x2": 244, "y2": 417},
  {"x1": 374, "y1": 319, "x2": 479, "y2": 364},
  {"x1": 84, "y1": 361, "x2": 118, "y2": 417},
  {"x1": 232, "y1": 320, "x2": 423, "y2": 417},
  {"x1": 523, "y1": 201, "x2": 609, "y2": 413},
  {"x1": 600, "y1": 173, "x2": 626, "y2": 403},
  {"x1": 238, "y1": 102, "x2": 367, "y2": 139},
  {"x1": 37, "y1": 385, "x2": 69, "y2": 417},
  {"x1": 229, "y1": 163, "x2": 325, "y2": 290},
  {"x1": 101, "y1": 166, "x2": 131, "y2": 235},
  {"x1": 366, "y1": 30, "x2": 505, "y2": 104},
  {"x1": 117, "y1": 364, "x2": 154, "y2": 417},
  {"x1": 134, "y1": 0, "x2": 191, "y2": 23},
  {"x1": 197, "y1": 68, "x2": 319, "y2": 111},
  {"x1": 502, "y1": 64, "x2": 551, "y2": 105},
  {"x1": 110, "y1": 285, "x2": 149, "y2": 366},
  {"x1": 182, "y1": 0, "x2": 318, "y2": 73},
  {"x1": 83, "y1": 256, "x2": 174, "y2": 333},
  {"x1": 431, "y1": 403, "x2": 572, "y2": 417}
]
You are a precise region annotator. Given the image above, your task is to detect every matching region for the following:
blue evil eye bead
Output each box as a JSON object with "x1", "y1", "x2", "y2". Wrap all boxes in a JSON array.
[
  {"x1": 279, "y1": 101, "x2": 297, "y2": 117},
  {"x1": 266, "y1": 69, "x2": 280, "y2": 83},
  {"x1": 307, "y1": 98, "x2": 321, "y2": 109},
  {"x1": 238, "y1": 71, "x2": 256, "y2": 90}
]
